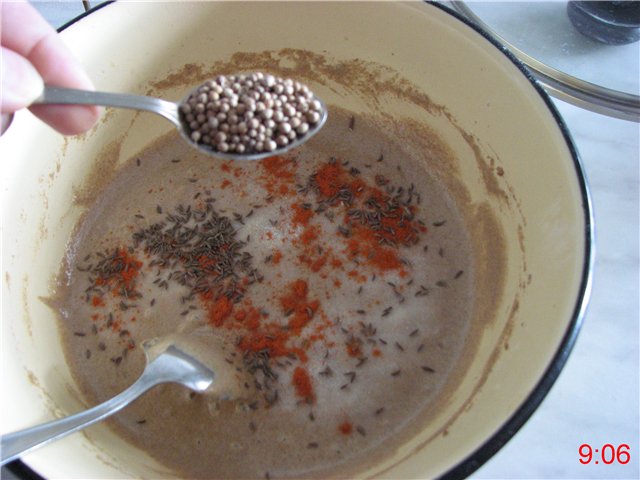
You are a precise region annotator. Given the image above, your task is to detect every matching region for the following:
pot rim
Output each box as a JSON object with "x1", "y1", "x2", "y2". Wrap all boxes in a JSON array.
[
  {"x1": 451, "y1": 0, "x2": 640, "y2": 122},
  {"x1": 5, "y1": 2, "x2": 594, "y2": 479},
  {"x1": 434, "y1": 2, "x2": 594, "y2": 478}
]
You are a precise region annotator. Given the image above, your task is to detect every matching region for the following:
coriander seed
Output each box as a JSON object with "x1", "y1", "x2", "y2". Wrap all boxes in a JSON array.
[{"x1": 180, "y1": 72, "x2": 325, "y2": 156}]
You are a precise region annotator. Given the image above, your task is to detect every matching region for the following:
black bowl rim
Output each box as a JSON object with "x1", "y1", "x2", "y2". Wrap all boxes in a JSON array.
[
  {"x1": 6, "y1": 1, "x2": 593, "y2": 479},
  {"x1": 435, "y1": 3, "x2": 593, "y2": 475}
]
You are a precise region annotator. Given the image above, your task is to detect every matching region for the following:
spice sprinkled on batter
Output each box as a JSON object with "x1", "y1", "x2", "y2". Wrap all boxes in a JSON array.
[{"x1": 59, "y1": 107, "x2": 476, "y2": 480}]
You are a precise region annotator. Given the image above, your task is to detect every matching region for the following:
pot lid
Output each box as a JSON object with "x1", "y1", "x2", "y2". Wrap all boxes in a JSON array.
[{"x1": 450, "y1": 1, "x2": 640, "y2": 122}]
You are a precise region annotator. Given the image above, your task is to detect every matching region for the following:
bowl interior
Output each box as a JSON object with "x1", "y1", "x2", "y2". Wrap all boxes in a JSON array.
[{"x1": 0, "y1": 2, "x2": 589, "y2": 478}]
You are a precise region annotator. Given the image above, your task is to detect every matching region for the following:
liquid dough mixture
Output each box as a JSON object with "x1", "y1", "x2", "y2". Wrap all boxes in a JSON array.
[{"x1": 55, "y1": 107, "x2": 476, "y2": 479}]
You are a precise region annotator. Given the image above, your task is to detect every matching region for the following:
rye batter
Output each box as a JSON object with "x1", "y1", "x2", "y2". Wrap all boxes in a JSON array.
[{"x1": 55, "y1": 107, "x2": 475, "y2": 479}]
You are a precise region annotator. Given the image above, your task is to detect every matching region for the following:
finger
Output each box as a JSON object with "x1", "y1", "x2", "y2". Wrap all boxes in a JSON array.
[
  {"x1": 27, "y1": 31, "x2": 102, "y2": 135},
  {"x1": 1, "y1": 1, "x2": 93, "y2": 89},
  {"x1": 1, "y1": 46, "x2": 44, "y2": 113},
  {"x1": 1, "y1": 1, "x2": 100, "y2": 134}
]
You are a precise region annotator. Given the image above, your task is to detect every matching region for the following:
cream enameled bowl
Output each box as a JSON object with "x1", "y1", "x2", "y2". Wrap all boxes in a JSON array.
[{"x1": 0, "y1": 2, "x2": 592, "y2": 479}]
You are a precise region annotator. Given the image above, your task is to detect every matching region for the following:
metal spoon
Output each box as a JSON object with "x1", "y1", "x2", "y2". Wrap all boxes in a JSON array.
[
  {"x1": 0, "y1": 342, "x2": 214, "y2": 466},
  {"x1": 32, "y1": 83, "x2": 328, "y2": 161}
]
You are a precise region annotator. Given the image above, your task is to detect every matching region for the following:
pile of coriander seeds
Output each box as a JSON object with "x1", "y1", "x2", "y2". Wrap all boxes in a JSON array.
[{"x1": 180, "y1": 72, "x2": 325, "y2": 155}]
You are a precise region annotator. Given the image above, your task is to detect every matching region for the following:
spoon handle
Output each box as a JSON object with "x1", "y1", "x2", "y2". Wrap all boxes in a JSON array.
[
  {"x1": 33, "y1": 86, "x2": 181, "y2": 127},
  {"x1": 0, "y1": 361, "x2": 167, "y2": 466}
]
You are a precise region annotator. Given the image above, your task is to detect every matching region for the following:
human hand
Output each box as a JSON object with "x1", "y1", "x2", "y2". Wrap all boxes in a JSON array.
[{"x1": 1, "y1": 1, "x2": 100, "y2": 135}]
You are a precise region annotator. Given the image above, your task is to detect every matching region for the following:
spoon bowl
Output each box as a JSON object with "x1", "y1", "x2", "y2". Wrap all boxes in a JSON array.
[
  {"x1": 32, "y1": 77, "x2": 328, "y2": 161},
  {"x1": 0, "y1": 340, "x2": 214, "y2": 466}
]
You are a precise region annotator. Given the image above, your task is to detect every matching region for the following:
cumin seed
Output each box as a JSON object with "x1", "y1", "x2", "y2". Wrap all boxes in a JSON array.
[{"x1": 344, "y1": 371, "x2": 356, "y2": 383}]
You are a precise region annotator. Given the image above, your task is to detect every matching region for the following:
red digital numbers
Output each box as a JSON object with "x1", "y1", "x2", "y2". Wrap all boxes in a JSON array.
[
  {"x1": 579, "y1": 444, "x2": 631, "y2": 465},
  {"x1": 579, "y1": 444, "x2": 592, "y2": 464}
]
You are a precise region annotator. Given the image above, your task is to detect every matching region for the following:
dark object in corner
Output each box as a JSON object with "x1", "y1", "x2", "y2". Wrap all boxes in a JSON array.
[{"x1": 567, "y1": 1, "x2": 640, "y2": 45}]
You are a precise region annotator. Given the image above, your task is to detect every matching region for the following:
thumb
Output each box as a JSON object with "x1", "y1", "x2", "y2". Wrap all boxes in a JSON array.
[{"x1": 1, "y1": 46, "x2": 44, "y2": 113}]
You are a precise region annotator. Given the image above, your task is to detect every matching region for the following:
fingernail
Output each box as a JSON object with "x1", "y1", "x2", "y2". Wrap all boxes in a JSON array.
[{"x1": 1, "y1": 47, "x2": 45, "y2": 113}]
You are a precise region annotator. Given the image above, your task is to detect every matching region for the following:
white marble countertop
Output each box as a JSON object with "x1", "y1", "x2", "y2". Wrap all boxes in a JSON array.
[{"x1": 3, "y1": 2, "x2": 638, "y2": 479}]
